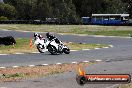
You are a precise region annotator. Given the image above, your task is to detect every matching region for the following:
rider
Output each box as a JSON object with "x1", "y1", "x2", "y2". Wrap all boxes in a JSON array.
[
  {"x1": 46, "y1": 32, "x2": 61, "y2": 44},
  {"x1": 34, "y1": 33, "x2": 39, "y2": 40},
  {"x1": 34, "y1": 33, "x2": 44, "y2": 40}
]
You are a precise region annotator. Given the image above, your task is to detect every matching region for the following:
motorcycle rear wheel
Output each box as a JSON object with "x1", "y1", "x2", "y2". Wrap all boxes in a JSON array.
[{"x1": 37, "y1": 44, "x2": 46, "y2": 53}]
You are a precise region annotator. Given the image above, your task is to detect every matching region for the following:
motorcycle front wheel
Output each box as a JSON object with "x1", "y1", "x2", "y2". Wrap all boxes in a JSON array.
[
  {"x1": 47, "y1": 45, "x2": 58, "y2": 55},
  {"x1": 63, "y1": 48, "x2": 70, "y2": 54}
]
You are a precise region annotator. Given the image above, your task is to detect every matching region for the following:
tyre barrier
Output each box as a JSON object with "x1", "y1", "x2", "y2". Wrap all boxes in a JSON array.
[{"x1": 0, "y1": 36, "x2": 16, "y2": 45}]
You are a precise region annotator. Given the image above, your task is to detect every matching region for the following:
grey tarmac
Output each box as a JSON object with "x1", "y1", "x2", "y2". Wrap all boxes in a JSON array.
[
  {"x1": 0, "y1": 60, "x2": 132, "y2": 88},
  {"x1": 0, "y1": 30, "x2": 132, "y2": 88}
]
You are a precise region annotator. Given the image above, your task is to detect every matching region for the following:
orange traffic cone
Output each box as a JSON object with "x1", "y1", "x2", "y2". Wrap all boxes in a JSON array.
[{"x1": 29, "y1": 38, "x2": 33, "y2": 48}]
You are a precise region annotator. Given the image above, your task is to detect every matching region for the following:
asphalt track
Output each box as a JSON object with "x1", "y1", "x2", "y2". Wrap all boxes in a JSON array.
[{"x1": 0, "y1": 29, "x2": 132, "y2": 88}]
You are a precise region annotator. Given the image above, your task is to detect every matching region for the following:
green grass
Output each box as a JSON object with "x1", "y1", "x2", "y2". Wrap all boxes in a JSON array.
[
  {"x1": 0, "y1": 38, "x2": 37, "y2": 54},
  {"x1": 83, "y1": 30, "x2": 132, "y2": 36},
  {"x1": 66, "y1": 42, "x2": 108, "y2": 50},
  {"x1": 0, "y1": 38, "x2": 108, "y2": 54},
  {"x1": 0, "y1": 73, "x2": 24, "y2": 78},
  {"x1": 0, "y1": 24, "x2": 132, "y2": 36}
]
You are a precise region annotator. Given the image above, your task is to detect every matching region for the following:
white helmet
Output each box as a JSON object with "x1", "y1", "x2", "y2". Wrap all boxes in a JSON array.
[{"x1": 34, "y1": 33, "x2": 39, "y2": 37}]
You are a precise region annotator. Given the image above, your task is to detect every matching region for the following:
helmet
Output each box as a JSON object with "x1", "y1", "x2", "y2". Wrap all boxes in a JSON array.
[
  {"x1": 39, "y1": 35, "x2": 43, "y2": 38},
  {"x1": 46, "y1": 32, "x2": 50, "y2": 37},
  {"x1": 34, "y1": 33, "x2": 39, "y2": 37}
]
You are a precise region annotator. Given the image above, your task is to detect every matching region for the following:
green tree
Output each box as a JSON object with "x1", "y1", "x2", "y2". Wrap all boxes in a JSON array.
[
  {"x1": 14, "y1": 0, "x2": 32, "y2": 20},
  {"x1": 104, "y1": 0, "x2": 127, "y2": 14},
  {"x1": 65, "y1": 0, "x2": 79, "y2": 23},
  {"x1": 72, "y1": 0, "x2": 83, "y2": 17},
  {"x1": 4, "y1": 0, "x2": 35, "y2": 20},
  {"x1": 81, "y1": 0, "x2": 104, "y2": 16},
  {"x1": 4, "y1": 0, "x2": 53, "y2": 20},
  {"x1": 51, "y1": 0, "x2": 78, "y2": 23},
  {"x1": 32, "y1": 0, "x2": 53, "y2": 20},
  {"x1": 0, "y1": 16, "x2": 8, "y2": 20},
  {"x1": 121, "y1": 0, "x2": 132, "y2": 17},
  {"x1": 0, "y1": 3, "x2": 16, "y2": 19},
  {"x1": 4, "y1": 0, "x2": 17, "y2": 6}
]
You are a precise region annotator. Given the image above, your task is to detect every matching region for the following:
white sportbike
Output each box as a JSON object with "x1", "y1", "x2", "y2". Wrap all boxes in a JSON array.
[
  {"x1": 34, "y1": 34, "x2": 70, "y2": 55},
  {"x1": 34, "y1": 36, "x2": 49, "y2": 53},
  {"x1": 47, "y1": 38, "x2": 70, "y2": 55}
]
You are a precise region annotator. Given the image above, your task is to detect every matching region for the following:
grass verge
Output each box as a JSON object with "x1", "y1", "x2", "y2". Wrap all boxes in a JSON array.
[
  {"x1": 0, "y1": 62, "x2": 94, "y2": 82},
  {"x1": 66, "y1": 42, "x2": 108, "y2": 50},
  {"x1": 0, "y1": 38, "x2": 37, "y2": 54},
  {"x1": 0, "y1": 24, "x2": 132, "y2": 36},
  {"x1": 0, "y1": 38, "x2": 109, "y2": 54}
]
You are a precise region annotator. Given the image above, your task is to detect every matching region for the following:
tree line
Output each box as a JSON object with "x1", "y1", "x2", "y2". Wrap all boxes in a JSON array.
[{"x1": 0, "y1": 0, "x2": 132, "y2": 22}]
